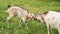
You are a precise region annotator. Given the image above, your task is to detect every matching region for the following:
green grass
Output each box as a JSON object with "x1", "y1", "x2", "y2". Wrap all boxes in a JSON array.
[{"x1": 0, "y1": 0, "x2": 60, "y2": 34}]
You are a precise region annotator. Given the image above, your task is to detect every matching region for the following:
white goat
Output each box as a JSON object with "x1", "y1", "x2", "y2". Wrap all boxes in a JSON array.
[
  {"x1": 6, "y1": 6, "x2": 33, "y2": 28},
  {"x1": 32, "y1": 11, "x2": 60, "y2": 34}
]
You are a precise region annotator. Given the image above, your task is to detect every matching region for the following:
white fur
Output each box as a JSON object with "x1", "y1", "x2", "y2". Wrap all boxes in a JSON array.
[
  {"x1": 6, "y1": 6, "x2": 33, "y2": 29},
  {"x1": 44, "y1": 11, "x2": 60, "y2": 34},
  {"x1": 33, "y1": 11, "x2": 60, "y2": 34}
]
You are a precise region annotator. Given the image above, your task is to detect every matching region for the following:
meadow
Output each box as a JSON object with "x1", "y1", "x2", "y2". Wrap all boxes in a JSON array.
[{"x1": 0, "y1": 0, "x2": 60, "y2": 34}]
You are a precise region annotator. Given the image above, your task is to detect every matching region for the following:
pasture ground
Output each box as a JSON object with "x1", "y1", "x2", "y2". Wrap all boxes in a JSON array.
[{"x1": 0, "y1": 0, "x2": 60, "y2": 34}]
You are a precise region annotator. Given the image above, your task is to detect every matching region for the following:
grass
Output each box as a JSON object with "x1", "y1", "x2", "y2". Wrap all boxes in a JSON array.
[{"x1": 0, "y1": 0, "x2": 60, "y2": 34}]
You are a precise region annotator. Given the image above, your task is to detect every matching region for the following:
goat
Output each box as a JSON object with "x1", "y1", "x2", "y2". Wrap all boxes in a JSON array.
[
  {"x1": 32, "y1": 11, "x2": 60, "y2": 34},
  {"x1": 6, "y1": 5, "x2": 33, "y2": 29}
]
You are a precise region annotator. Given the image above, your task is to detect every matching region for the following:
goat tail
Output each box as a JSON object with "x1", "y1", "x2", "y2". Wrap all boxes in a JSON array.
[{"x1": 8, "y1": 4, "x2": 11, "y2": 8}]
